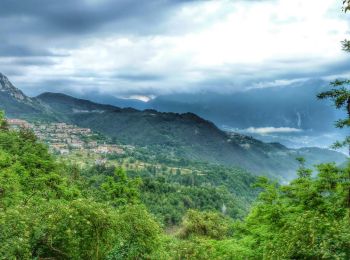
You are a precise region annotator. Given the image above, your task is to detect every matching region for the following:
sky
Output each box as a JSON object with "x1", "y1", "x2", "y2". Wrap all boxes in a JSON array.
[{"x1": 0, "y1": 0, "x2": 349, "y2": 100}]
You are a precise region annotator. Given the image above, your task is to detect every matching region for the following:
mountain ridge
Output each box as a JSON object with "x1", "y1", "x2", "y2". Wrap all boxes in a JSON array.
[
  {"x1": 69, "y1": 79, "x2": 337, "y2": 132},
  {"x1": 0, "y1": 73, "x2": 58, "y2": 121},
  {"x1": 0, "y1": 73, "x2": 347, "y2": 179},
  {"x1": 147, "y1": 80, "x2": 336, "y2": 132}
]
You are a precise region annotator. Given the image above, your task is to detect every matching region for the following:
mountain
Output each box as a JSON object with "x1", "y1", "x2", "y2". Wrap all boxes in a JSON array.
[
  {"x1": 0, "y1": 73, "x2": 56, "y2": 120},
  {"x1": 0, "y1": 73, "x2": 346, "y2": 180},
  {"x1": 75, "y1": 79, "x2": 338, "y2": 133},
  {"x1": 37, "y1": 92, "x2": 347, "y2": 180},
  {"x1": 74, "y1": 92, "x2": 150, "y2": 110},
  {"x1": 68, "y1": 79, "x2": 347, "y2": 148},
  {"x1": 148, "y1": 80, "x2": 337, "y2": 132},
  {"x1": 37, "y1": 92, "x2": 119, "y2": 114}
]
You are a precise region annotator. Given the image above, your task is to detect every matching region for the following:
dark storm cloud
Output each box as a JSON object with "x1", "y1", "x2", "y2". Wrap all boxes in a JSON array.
[
  {"x1": 22, "y1": 78, "x2": 89, "y2": 97},
  {"x1": 0, "y1": 44, "x2": 62, "y2": 57},
  {"x1": 0, "y1": 0, "x2": 195, "y2": 35},
  {"x1": 116, "y1": 73, "x2": 165, "y2": 82},
  {"x1": 0, "y1": 58, "x2": 57, "y2": 67},
  {"x1": 185, "y1": 58, "x2": 350, "y2": 94},
  {"x1": 0, "y1": 0, "x2": 199, "y2": 77},
  {"x1": 269, "y1": 58, "x2": 350, "y2": 82},
  {"x1": 22, "y1": 76, "x2": 164, "y2": 97}
]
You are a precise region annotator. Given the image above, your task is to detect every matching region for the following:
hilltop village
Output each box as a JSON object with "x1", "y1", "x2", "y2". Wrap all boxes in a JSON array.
[{"x1": 6, "y1": 119, "x2": 126, "y2": 156}]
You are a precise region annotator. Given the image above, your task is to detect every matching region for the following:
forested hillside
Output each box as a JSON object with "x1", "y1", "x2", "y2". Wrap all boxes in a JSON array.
[
  {"x1": 0, "y1": 73, "x2": 346, "y2": 180},
  {"x1": 0, "y1": 111, "x2": 349, "y2": 259},
  {"x1": 37, "y1": 91, "x2": 347, "y2": 180}
]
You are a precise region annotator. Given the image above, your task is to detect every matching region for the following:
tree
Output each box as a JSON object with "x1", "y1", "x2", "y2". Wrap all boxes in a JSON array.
[
  {"x1": 317, "y1": 79, "x2": 350, "y2": 149},
  {"x1": 179, "y1": 209, "x2": 233, "y2": 240},
  {"x1": 106, "y1": 205, "x2": 164, "y2": 259},
  {"x1": 237, "y1": 163, "x2": 350, "y2": 259},
  {"x1": 0, "y1": 111, "x2": 8, "y2": 130},
  {"x1": 344, "y1": 0, "x2": 350, "y2": 12},
  {"x1": 101, "y1": 167, "x2": 141, "y2": 206},
  {"x1": 317, "y1": 2, "x2": 350, "y2": 218},
  {"x1": 317, "y1": 80, "x2": 350, "y2": 152},
  {"x1": 0, "y1": 110, "x2": 165, "y2": 259},
  {"x1": 317, "y1": 1, "x2": 350, "y2": 152}
]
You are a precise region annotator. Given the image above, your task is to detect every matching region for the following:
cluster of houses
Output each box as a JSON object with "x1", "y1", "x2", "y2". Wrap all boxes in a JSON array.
[
  {"x1": 32, "y1": 122, "x2": 93, "y2": 154},
  {"x1": 6, "y1": 119, "x2": 124, "y2": 156},
  {"x1": 6, "y1": 118, "x2": 32, "y2": 129}
]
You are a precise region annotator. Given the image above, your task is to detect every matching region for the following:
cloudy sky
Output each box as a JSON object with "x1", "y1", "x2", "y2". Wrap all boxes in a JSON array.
[{"x1": 0, "y1": 0, "x2": 349, "y2": 100}]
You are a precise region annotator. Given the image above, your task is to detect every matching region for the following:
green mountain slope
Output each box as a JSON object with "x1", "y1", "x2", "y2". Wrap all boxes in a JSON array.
[
  {"x1": 0, "y1": 73, "x2": 346, "y2": 179},
  {"x1": 37, "y1": 91, "x2": 348, "y2": 180}
]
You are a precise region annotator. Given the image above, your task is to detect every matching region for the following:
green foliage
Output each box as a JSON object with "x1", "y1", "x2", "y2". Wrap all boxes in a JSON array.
[
  {"x1": 296, "y1": 156, "x2": 312, "y2": 178},
  {"x1": 82, "y1": 163, "x2": 257, "y2": 226},
  {"x1": 140, "y1": 177, "x2": 241, "y2": 225},
  {"x1": 317, "y1": 2, "x2": 350, "y2": 235},
  {"x1": 167, "y1": 162, "x2": 350, "y2": 259},
  {"x1": 106, "y1": 205, "x2": 164, "y2": 260},
  {"x1": 234, "y1": 162, "x2": 350, "y2": 259},
  {"x1": 0, "y1": 111, "x2": 8, "y2": 130},
  {"x1": 317, "y1": 4, "x2": 350, "y2": 152},
  {"x1": 166, "y1": 236, "x2": 254, "y2": 260},
  {"x1": 317, "y1": 82, "x2": 350, "y2": 150},
  {"x1": 0, "y1": 124, "x2": 76, "y2": 210},
  {"x1": 0, "y1": 112, "x2": 163, "y2": 259},
  {"x1": 0, "y1": 201, "x2": 165, "y2": 260},
  {"x1": 1, "y1": 109, "x2": 349, "y2": 259},
  {"x1": 101, "y1": 167, "x2": 141, "y2": 206},
  {"x1": 344, "y1": 0, "x2": 350, "y2": 13},
  {"x1": 179, "y1": 210, "x2": 233, "y2": 240},
  {"x1": 36, "y1": 92, "x2": 347, "y2": 180}
]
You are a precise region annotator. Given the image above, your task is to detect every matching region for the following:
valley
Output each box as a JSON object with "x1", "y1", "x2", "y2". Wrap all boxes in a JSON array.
[
  {"x1": 1, "y1": 71, "x2": 348, "y2": 231},
  {"x1": 5, "y1": 116, "x2": 258, "y2": 226},
  {"x1": 1, "y1": 72, "x2": 347, "y2": 181}
]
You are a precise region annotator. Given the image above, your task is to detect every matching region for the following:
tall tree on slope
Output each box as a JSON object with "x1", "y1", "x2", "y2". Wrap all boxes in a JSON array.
[{"x1": 317, "y1": 0, "x2": 350, "y2": 217}]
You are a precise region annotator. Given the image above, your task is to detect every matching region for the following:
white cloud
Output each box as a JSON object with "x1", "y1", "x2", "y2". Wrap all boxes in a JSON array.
[
  {"x1": 243, "y1": 127, "x2": 303, "y2": 135},
  {"x1": 126, "y1": 95, "x2": 154, "y2": 102},
  {"x1": 5, "y1": 0, "x2": 350, "y2": 96}
]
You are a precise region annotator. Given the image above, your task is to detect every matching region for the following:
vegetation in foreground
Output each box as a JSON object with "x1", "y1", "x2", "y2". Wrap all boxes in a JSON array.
[{"x1": 0, "y1": 111, "x2": 349, "y2": 259}]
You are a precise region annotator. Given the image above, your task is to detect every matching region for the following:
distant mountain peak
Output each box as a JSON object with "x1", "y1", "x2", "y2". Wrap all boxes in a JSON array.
[
  {"x1": 0, "y1": 73, "x2": 57, "y2": 120},
  {"x1": 0, "y1": 73, "x2": 28, "y2": 102}
]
